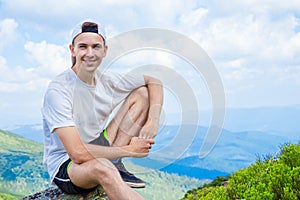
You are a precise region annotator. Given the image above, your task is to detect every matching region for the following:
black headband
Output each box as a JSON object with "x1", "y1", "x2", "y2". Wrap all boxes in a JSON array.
[{"x1": 82, "y1": 26, "x2": 98, "y2": 34}]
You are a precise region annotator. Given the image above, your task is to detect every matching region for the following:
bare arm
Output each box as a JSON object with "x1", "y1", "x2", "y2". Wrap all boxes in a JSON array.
[
  {"x1": 55, "y1": 126, "x2": 154, "y2": 164},
  {"x1": 139, "y1": 75, "x2": 164, "y2": 139}
]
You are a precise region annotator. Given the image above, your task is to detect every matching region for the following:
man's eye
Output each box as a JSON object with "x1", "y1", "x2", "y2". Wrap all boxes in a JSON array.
[
  {"x1": 79, "y1": 45, "x2": 87, "y2": 48},
  {"x1": 94, "y1": 45, "x2": 102, "y2": 49}
]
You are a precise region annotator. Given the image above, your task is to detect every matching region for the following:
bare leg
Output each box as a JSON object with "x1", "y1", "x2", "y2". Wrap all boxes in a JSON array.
[
  {"x1": 106, "y1": 86, "x2": 149, "y2": 147},
  {"x1": 68, "y1": 158, "x2": 144, "y2": 200}
]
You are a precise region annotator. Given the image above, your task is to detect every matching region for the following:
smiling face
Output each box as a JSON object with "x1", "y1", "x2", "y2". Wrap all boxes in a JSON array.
[{"x1": 70, "y1": 32, "x2": 107, "y2": 74}]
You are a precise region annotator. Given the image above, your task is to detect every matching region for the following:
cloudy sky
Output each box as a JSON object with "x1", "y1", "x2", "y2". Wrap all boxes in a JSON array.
[{"x1": 0, "y1": 0, "x2": 300, "y2": 127}]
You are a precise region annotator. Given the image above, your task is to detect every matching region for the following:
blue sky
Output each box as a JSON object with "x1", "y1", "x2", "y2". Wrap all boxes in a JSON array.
[{"x1": 0, "y1": 0, "x2": 300, "y2": 127}]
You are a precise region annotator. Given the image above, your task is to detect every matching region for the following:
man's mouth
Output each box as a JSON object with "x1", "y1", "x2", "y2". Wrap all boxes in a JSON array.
[{"x1": 83, "y1": 59, "x2": 97, "y2": 65}]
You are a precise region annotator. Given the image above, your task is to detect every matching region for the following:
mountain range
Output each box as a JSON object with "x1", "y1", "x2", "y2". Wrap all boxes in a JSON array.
[
  {"x1": 128, "y1": 124, "x2": 298, "y2": 179},
  {"x1": 3, "y1": 105, "x2": 300, "y2": 181},
  {"x1": 6, "y1": 104, "x2": 300, "y2": 141}
]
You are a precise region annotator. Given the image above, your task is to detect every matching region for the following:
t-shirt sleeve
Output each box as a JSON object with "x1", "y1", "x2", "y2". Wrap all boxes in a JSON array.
[
  {"x1": 104, "y1": 71, "x2": 145, "y2": 93},
  {"x1": 102, "y1": 71, "x2": 146, "y2": 106},
  {"x1": 42, "y1": 88, "x2": 75, "y2": 133}
]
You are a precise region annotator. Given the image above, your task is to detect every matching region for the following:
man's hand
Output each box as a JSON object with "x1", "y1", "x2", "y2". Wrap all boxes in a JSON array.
[{"x1": 124, "y1": 137, "x2": 154, "y2": 158}]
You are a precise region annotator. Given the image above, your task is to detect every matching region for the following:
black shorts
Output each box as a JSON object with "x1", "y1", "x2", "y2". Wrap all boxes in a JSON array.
[
  {"x1": 53, "y1": 158, "x2": 96, "y2": 194},
  {"x1": 53, "y1": 130, "x2": 110, "y2": 194}
]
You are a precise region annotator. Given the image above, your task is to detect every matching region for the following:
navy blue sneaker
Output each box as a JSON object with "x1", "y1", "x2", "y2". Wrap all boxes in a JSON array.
[{"x1": 114, "y1": 160, "x2": 146, "y2": 188}]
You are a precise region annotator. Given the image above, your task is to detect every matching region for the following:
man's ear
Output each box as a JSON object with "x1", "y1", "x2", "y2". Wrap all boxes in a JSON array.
[
  {"x1": 103, "y1": 45, "x2": 108, "y2": 57},
  {"x1": 69, "y1": 44, "x2": 75, "y2": 57}
]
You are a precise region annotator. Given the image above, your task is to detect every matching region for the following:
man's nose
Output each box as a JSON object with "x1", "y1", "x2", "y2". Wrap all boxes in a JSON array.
[{"x1": 86, "y1": 47, "x2": 93, "y2": 56}]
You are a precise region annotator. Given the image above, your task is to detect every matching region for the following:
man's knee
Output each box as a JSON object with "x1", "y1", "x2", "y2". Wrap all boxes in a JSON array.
[
  {"x1": 135, "y1": 86, "x2": 148, "y2": 98},
  {"x1": 133, "y1": 86, "x2": 149, "y2": 105},
  {"x1": 93, "y1": 158, "x2": 119, "y2": 184}
]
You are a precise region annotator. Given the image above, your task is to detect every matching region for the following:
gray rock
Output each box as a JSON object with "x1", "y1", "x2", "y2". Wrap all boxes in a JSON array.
[{"x1": 21, "y1": 186, "x2": 108, "y2": 200}]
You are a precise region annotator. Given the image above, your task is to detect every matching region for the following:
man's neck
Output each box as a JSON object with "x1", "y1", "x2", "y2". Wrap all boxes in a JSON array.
[{"x1": 72, "y1": 65, "x2": 96, "y2": 86}]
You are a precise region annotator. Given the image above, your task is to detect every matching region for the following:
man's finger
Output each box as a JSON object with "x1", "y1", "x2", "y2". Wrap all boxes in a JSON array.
[{"x1": 147, "y1": 139, "x2": 155, "y2": 144}]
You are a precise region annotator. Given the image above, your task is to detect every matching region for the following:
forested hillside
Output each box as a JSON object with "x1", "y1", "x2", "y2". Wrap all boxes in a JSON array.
[
  {"x1": 0, "y1": 130, "x2": 48, "y2": 197},
  {"x1": 183, "y1": 142, "x2": 300, "y2": 200}
]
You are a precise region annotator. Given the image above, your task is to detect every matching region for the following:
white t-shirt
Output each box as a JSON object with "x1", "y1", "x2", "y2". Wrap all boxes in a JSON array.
[{"x1": 42, "y1": 68, "x2": 145, "y2": 183}]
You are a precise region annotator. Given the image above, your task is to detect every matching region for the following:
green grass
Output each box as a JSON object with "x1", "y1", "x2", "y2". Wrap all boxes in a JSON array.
[
  {"x1": 0, "y1": 130, "x2": 49, "y2": 196},
  {"x1": 0, "y1": 191, "x2": 23, "y2": 200},
  {"x1": 183, "y1": 142, "x2": 300, "y2": 200},
  {"x1": 0, "y1": 130, "x2": 43, "y2": 153},
  {"x1": 125, "y1": 162, "x2": 207, "y2": 199}
]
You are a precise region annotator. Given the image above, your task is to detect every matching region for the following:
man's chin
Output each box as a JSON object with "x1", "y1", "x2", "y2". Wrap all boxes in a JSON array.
[{"x1": 83, "y1": 62, "x2": 100, "y2": 69}]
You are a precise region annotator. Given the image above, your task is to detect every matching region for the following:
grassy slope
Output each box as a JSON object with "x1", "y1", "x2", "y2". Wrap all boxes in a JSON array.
[
  {"x1": 125, "y1": 162, "x2": 207, "y2": 199},
  {"x1": 0, "y1": 130, "x2": 205, "y2": 199},
  {"x1": 183, "y1": 142, "x2": 300, "y2": 199},
  {"x1": 0, "y1": 130, "x2": 49, "y2": 197},
  {"x1": 0, "y1": 129, "x2": 43, "y2": 153}
]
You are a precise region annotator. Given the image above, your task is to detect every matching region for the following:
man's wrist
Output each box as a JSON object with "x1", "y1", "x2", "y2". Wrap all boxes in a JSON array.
[
  {"x1": 119, "y1": 145, "x2": 133, "y2": 157},
  {"x1": 148, "y1": 104, "x2": 162, "y2": 118}
]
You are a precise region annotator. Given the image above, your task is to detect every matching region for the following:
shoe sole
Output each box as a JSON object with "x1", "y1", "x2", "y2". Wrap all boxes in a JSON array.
[{"x1": 125, "y1": 181, "x2": 146, "y2": 188}]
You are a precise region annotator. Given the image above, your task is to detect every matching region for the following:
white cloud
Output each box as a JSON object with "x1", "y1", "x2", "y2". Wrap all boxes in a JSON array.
[
  {"x1": 0, "y1": 56, "x2": 27, "y2": 83},
  {"x1": 0, "y1": 79, "x2": 49, "y2": 93},
  {"x1": 0, "y1": 57, "x2": 49, "y2": 93},
  {"x1": 180, "y1": 8, "x2": 208, "y2": 27},
  {"x1": 0, "y1": 56, "x2": 7, "y2": 67},
  {"x1": 221, "y1": 59, "x2": 262, "y2": 81},
  {"x1": 0, "y1": 18, "x2": 19, "y2": 52},
  {"x1": 270, "y1": 65, "x2": 300, "y2": 86},
  {"x1": 207, "y1": 0, "x2": 300, "y2": 17},
  {"x1": 24, "y1": 40, "x2": 69, "y2": 77},
  {"x1": 0, "y1": 40, "x2": 69, "y2": 93},
  {"x1": 200, "y1": 14, "x2": 296, "y2": 62},
  {"x1": 174, "y1": 1, "x2": 300, "y2": 63},
  {"x1": 175, "y1": 2, "x2": 300, "y2": 104},
  {"x1": 1, "y1": 0, "x2": 198, "y2": 35},
  {"x1": 0, "y1": 38, "x2": 69, "y2": 126}
]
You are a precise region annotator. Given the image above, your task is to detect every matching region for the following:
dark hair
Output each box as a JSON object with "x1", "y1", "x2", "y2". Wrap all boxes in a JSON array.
[{"x1": 71, "y1": 22, "x2": 106, "y2": 67}]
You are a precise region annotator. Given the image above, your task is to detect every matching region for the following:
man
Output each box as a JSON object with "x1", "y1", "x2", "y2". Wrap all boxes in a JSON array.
[{"x1": 42, "y1": 20, "x2": 163, "y2": 200}]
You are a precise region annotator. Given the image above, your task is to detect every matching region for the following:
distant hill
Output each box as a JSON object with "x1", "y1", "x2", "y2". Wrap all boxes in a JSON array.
[
  {"x1": 169, "y1": 105, "x2": 300, "y2": 135},
  {"x1": 3, "y1": 124, "x2": 43, "y2": 143},
  {"x1": 129, "y1": 124, "x2": 299, "y2": 180},
  {"x1": 6, "y1": 105, "x2": 300, "y2": 144},
  {"x1": 0, "y1": 129, "x2": 205, "y2": 199},
  {"x1": 224, "y1": 105, "x2": 300, "y2": 134}
]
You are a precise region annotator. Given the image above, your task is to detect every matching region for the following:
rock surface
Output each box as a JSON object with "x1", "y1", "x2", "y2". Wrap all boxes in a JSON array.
[{"x1": 21, "y1": 186, "x2": 108, "y2": 200}]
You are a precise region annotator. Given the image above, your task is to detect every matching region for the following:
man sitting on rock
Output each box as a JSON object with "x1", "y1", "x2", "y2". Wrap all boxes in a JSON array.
[{"x1": 42, "y1": 20, "x2": 163, "y2": 200}]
